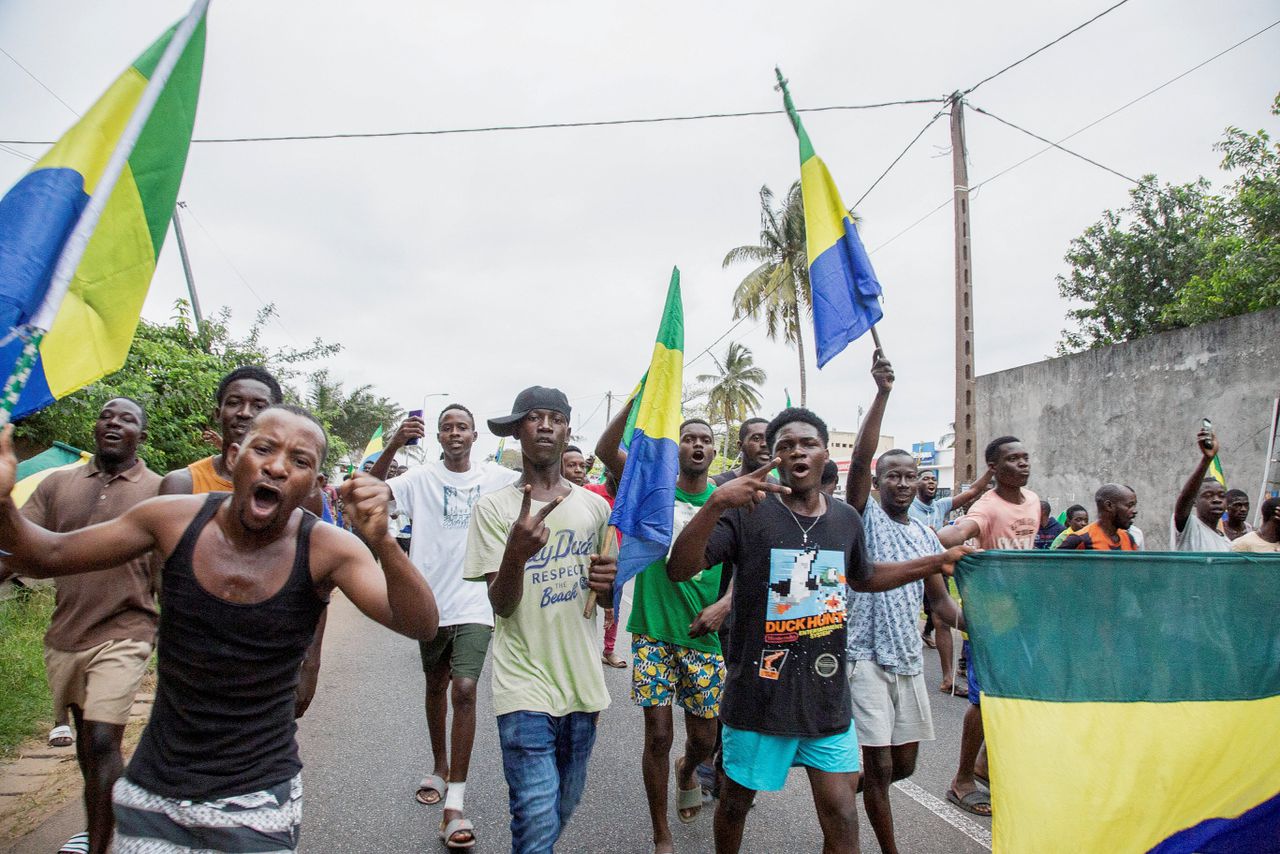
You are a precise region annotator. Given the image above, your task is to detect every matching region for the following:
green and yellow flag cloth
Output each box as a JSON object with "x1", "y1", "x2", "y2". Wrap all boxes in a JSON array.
[{"x1": 957, "y1": 551, "x2": 1279, "y2": 852}]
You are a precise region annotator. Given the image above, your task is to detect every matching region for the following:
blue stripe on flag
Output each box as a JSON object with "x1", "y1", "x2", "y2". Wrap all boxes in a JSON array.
[
  {"x1": 608, "y1": 428, "x2": 679, "y2": 611},
  {"x1": 812, "y1": 217, "x2": 883, "y2": 368}
]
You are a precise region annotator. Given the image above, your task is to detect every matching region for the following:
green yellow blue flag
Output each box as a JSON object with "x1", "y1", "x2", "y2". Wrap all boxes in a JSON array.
[
  {"x1": 957, "y1": 551, "x2": 1279, "y2": 852},
  {"x1": 776, "y1": 69, "x2": 883, "y2": 368},
  {"x1": 0, "y1": 5, "x2": 206, "y2": 422},
  {"x1": 609, "y1": 267, "x2": 683, "y2": 611},
  {"x1": 362, "y1": 424, "x2": 385, "y2": 463},
  {"x1": 1209, "y1": 455, "x2": 1226, "y2": 487}
]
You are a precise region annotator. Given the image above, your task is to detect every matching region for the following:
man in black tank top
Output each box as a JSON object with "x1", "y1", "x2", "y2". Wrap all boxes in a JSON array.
[{"x1": 0, "y1": 406, "x2": 439, "y2": 854}]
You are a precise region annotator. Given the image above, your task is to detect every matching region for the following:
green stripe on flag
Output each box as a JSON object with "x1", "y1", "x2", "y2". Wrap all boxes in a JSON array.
[
  {"x1": 653, "y1": 267, "x2": 684, "y2": 352},
  {"x1": 128, "y1": 15, "x2": 206, "y2": 256},
  {"x1": 956, "y1": 551, "x2": 1280, "y2": 703},
  {"x1": 775, "y1": 68, "x2": 815, "y2": 164}
]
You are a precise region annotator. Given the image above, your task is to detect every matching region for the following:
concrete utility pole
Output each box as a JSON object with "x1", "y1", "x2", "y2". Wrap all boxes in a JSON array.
[
  {"x1": 950, "y1": 93, "x2": 977, "y2": 486},
  {"x1": 171, "y1": 202, "x2": 204, "y2": 331}
]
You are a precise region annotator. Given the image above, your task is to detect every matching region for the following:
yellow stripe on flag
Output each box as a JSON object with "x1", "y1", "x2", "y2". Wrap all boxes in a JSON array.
[
  {"x1": 984, "y1": 694, "x2": 1280, "y2": 852},
  {"x1": 632, "y1": 341, "x2": 681, "y2": 443},
  {"x1": 799, "y1": 155, "x2": 852, "y2": 263},
  {"x1": 34, "y1": 68, "x2": 149, "y2": 195},
  {"x1": 40, "y1": 163, "x2": 154, "y2": 399}
]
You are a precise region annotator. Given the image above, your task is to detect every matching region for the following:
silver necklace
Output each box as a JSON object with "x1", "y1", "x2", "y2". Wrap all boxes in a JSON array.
[{"x1": 777, "y1": 494, "x2": 826, "y2": 545}]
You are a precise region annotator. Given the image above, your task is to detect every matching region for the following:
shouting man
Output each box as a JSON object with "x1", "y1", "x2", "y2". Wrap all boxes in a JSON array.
[{"x1": 0, "y1": 407, "x2": 437, "y2": 853}]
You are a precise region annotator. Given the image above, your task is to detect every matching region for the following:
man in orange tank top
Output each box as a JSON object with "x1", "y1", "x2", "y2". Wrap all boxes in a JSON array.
[{"x1": 159, "y1": 366, "x2": 283, "y2": 496}]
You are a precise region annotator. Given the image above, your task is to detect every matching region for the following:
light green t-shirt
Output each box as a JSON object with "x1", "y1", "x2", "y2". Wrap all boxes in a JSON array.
[
  {"x1": 626, "y1": 483, "x2": 723, "y2": 655},
  {"x1": 464, "y1": 483, "x2": 612, "y2": 717}
]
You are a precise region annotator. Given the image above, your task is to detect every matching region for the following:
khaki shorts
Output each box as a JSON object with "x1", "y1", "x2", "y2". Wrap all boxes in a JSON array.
[
  {"x1": 44, "y1": 638, "x2": 152, "y2": 726},
  {"x1": 848, "y1": 659, "x2": 935, "y2": 747}
]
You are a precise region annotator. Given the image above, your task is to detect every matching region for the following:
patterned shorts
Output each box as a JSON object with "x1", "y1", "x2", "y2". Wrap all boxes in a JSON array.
[
  {"x1": 631, "y1": 633, "x2": 725, "y2": 719},
  {"x1": 113, "y1": 773, "x2": 302, "y2": 853}
]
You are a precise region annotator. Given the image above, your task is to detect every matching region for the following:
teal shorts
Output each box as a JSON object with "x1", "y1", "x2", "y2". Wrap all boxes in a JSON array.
[{"x1": 721, "y1": 721, "x2": 860, "y2": 792}]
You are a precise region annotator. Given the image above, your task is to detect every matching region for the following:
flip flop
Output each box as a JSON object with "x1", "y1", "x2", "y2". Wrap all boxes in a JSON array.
[
  {"x1": 415, "y1": 774, "x2": 446, "y2": 805},
  {"x1": 602, "y1": 652, "x2": 627, "y2": 669},
  {"x1": 946, "y1": 787, "x2": 992, "y2": 817},
  {"x1": 58, "y1": 831, "x2": 89, "y2": 854},
  {"x1": 48, "y1": 725, "x2": 74, "y2": 747},
  {"x1": 440, "y1": 817, "x2": 476, "y2": 850},
  {"x1": 675, "y1": 757, "x2": 702, "y2": 824},
  {"x1": 922, "y1": 634, "x2": 937, "y2": 649},
  {"x1": 938, "y1": 682, "x2": 954, "y2": 694}
]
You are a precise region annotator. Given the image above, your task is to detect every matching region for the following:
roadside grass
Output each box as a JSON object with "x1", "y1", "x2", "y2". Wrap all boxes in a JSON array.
[{"x1": 0, "y1": 585, "x2": 54, "y2": 758}]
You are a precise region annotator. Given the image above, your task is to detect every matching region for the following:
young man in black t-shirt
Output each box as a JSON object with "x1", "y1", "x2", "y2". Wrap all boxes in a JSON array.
[{"x1": 668, "y1": 408, "x2": 971, "y2": 854}]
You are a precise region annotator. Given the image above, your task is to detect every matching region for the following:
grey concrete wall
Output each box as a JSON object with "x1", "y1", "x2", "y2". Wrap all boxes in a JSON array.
[{"x1": 976, "y1": 308, "x2": 1280, "y2": 549}]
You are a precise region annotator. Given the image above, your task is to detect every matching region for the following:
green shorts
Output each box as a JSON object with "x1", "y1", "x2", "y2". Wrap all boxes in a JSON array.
[{"x1": 418, "y1": 624, "x2": 492, "y2": 680}]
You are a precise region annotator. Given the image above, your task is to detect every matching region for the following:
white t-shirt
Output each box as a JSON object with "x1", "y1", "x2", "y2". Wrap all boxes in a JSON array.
[
  {"x1": 1170, "y1": 513, "x2": 1231, "y2": 552},
  {"x1": 389, "y1": 460, "x2": 519, "y2": 627}
]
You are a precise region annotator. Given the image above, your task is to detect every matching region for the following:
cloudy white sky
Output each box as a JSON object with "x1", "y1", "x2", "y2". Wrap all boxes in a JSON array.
[{"x1": 2, "y1": 1, "x2": 1277, "y2": 462}]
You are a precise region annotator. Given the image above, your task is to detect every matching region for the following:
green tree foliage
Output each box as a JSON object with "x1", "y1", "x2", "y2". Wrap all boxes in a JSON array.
[
  {"x1": 696, "y1": 342, "x2": 766, "y2": 461},
  {"x1": 723, "y1": 182, "x2": 813, "y2": 405},
  {"x1": 1057, "y1": 94, "x2": 1280, "y2": 353},
  {"x1": 14, "y1": 302, "x2": 337, "y2": 472},
  {"x1": 304, "y1": 369, "x2": 402, "y2": 469}
]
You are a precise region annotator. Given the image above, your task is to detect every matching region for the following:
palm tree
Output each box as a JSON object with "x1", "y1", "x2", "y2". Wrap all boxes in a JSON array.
[
  {"x1": 723, "y1": 181, "x2": 812, "y2": 405},
  {"x1": 696, "y1": 342, "x2": 766, "y2": 461}
]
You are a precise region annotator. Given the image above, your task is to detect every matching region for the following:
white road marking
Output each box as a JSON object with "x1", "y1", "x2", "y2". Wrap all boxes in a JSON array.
[{"x1": 893, "y1": 779, "x2": 993, "y2": 850}]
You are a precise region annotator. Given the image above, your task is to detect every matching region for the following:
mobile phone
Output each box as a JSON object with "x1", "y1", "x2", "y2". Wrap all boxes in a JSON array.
[
  {"x1": 406, "y1": 409, "x2": 423, "y2": 446},
  {"x1": 1200, "y1": 418, "x2": 1213, "y2": 450}
]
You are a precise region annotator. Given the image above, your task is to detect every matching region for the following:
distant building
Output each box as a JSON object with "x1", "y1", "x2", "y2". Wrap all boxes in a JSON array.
[
  {"x1": 913, "y1": 427, "x2": 956, "y2": 495},
  {"x1": 827, "y1": 430, "x2": 893, "y2": 500}
]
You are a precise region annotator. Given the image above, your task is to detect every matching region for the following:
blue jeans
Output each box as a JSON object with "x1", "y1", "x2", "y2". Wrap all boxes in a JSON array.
[{"x1": 496, "y1": 711, "x2": 599, "y2": 854}]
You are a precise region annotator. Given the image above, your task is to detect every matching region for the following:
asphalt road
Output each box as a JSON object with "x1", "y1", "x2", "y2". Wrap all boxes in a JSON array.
[{"x1": 297, "y1": 593, "x2": 993, "y2": 853}]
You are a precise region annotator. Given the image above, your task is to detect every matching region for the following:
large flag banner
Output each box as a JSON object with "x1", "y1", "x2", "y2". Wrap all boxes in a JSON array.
[
  {"x1": 957, "y1": 551, "x2": 1280, "y2": 853},
  {"x1": 608, "y1": 267, "x2": 683, "y2": 611},
  {"x1": 0, "y1": 7, "x2": 206, "y2": 421},
  {"x1": 776, "y1": 70, "x2": 883, "y2": 368}
]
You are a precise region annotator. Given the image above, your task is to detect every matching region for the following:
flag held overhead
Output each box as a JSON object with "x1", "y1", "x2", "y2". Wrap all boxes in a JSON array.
[
  {"x1": 607, "y1": 267, "x2": 684, "y2": 613},
  {"x1": 776, "y1": 68, "x2": 884, "y2": 368}
]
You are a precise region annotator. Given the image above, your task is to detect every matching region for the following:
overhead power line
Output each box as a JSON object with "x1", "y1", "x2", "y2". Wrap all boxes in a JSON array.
[
  {"x1": 851, "y1": 108, "x2": 948, "y2": 210},
  {"x1": 963, "y1": 0, "x2": 1135, "y2": 96},
  {"x1": 968, "y1": 104, "x2": 1142, "y2": 185},
  {"x1": 864, "y1": 16, "x2": 1280, "y2": 255},
  {"x1": 0, "y1": 45, "x2": 80, "y2": 117},
  {"x1": 0, "y1": 98, "x2": 948, "y2": 147}
]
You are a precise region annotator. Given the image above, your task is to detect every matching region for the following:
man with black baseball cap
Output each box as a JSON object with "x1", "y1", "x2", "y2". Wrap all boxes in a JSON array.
[{"x1": 464, "y1": 386, "x2": 617, "y2": 854}]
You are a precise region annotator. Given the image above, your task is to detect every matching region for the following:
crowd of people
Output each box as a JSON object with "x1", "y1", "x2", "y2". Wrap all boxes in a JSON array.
[{"x1": 1, "y1": 356, "x2": 1275, "y2": 854}]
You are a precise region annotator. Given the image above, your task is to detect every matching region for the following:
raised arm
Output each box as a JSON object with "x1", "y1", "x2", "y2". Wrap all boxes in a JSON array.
[
  {"x1": 0, "y1": 426, "x2": 164, "y2": 576},
  {"x1": 594, "y1": 396, "x2": 635, "y2": 478},
  {"x1": 846, "y1": 350, "x2": 894, "y2": 513},
  {"x1": 1173, "y1": 426, "x2": 1218, "y2": 532},
  {"x1": 328, "y1": 473, "x2": 438, "y2": 639},
  {"x1": 369, "y1": 416, "x2": 425, "y2": 481},
  {"x1": 948, "y1": 466, "x2": 994, "y2": 513}
]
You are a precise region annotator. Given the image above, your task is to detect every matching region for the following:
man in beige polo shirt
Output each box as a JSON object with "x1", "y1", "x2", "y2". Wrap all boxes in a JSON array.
[{"x1": 19, "y1": 397, "x2": 161, "y2": 854}]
